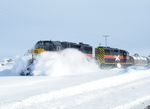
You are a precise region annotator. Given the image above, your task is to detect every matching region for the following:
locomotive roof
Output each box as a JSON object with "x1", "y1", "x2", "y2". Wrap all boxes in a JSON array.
[
  {"x1": 36, "y1": 40, "x2": 62, "y2": 46},
  {"x1": 97, "y1": 46, "x2": 128, "y2": 52},
  {"x1": 36, "y1": 40, "x2": 92, "y2": 47}
]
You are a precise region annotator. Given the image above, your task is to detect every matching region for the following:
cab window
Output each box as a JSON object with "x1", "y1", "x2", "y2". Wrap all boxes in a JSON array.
[{"x1": 105, "y1": 49, "x2": 110, "y2": 55}]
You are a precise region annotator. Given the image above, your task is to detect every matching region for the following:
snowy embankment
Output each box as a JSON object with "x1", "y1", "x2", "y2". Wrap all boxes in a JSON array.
[
  {"x1": 0, "y1": 49, "x2": 150, "y2": 109},
  {"x1": 0, "y1": 69, "x2": 150, "y2": 109}
]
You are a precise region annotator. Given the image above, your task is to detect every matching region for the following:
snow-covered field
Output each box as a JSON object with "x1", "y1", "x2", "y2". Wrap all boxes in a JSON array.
[{"x1": 0, "y1": 49, "x2": 150, "y2": 109}]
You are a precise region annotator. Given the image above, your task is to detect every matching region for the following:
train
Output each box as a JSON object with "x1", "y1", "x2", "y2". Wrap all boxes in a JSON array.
[{"x1": 20, "y1": 40, "x2": 150, "y2": 75}]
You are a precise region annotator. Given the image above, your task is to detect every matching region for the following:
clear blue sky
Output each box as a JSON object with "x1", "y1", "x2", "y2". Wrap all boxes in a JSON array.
[{"x1": 0, "y1": 0, "x2": 150, "y2": 58}]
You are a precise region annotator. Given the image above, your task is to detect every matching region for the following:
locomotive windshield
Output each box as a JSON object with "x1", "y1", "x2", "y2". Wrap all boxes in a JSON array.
[{"x1": 35, "y1": 41, "x2": 55, "y2": 51}]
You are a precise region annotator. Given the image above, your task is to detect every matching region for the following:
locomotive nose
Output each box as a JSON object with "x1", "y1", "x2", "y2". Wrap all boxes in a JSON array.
[{"x1": 32, "y1": 48, "x2": 45, "y2": 54}]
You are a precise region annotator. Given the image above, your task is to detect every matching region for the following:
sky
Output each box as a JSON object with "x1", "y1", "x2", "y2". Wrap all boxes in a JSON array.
[{"x1": 0, "y1": 0, "x2": 150, "y2": 58}]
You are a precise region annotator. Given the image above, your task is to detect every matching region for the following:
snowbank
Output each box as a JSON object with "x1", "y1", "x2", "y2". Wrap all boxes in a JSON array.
[{"x1": 0, "y1": 69, "x2": 150, "y2": 109}]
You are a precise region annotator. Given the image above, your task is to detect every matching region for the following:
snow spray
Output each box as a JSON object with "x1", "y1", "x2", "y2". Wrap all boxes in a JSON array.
[{"x1": 32, "y1": 49, "x2": 100, "y2": 76}]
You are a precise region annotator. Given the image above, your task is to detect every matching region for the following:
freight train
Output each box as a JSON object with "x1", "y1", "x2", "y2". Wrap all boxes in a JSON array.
[{"x1": 20, "y1": 40, "x2": 150, "y2": 75}]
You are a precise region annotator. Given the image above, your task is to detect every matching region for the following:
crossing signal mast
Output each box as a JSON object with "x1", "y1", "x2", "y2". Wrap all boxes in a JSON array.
[{"x1": 103, "y1": 35, "x2": 110, "y2": 47}]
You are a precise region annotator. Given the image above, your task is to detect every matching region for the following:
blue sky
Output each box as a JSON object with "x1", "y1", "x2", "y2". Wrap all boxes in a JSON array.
[{"x1": 0, "y1": 0, "x2": 150, "y2": 58}]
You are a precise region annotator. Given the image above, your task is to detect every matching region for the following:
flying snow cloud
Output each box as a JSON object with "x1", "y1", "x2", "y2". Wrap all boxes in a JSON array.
[{"x1": 32, "y1": 49, "x2": 100, "y2": 76}]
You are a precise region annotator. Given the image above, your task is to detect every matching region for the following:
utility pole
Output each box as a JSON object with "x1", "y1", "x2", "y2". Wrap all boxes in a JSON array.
[{"x1": 103, "y1": 35, "x2": 110, "y2": 47}]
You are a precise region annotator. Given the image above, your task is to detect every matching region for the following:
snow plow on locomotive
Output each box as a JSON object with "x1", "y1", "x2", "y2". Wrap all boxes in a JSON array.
[{"x1": 20, "y1": 40, "x2": 150, "y2": 75}]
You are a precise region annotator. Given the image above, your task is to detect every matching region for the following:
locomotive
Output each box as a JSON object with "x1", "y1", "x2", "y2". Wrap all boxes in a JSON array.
[
  {"x1": 95, "y1": 46, "x2": 132, "y2": 68},
  {"x1": 21, "y1": 40, "x2": 150, "y2": 75},
  {"x1": 95, "y1": 46, "x2": 150, "y2": 68},
  {"x1": 33, "y1": 40, "x2": 92, "y2": 57},
  {"x1": 20, "y1": 40, "x2": 93, "y2": 75}
]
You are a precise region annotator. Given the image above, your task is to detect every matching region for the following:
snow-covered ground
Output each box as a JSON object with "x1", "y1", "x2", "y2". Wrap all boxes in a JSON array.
[{"x1": 0, "y1": 49, "x2": 150, "y2": 109}]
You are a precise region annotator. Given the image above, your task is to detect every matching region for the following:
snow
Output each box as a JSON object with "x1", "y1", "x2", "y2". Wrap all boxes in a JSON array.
[
  {"x1": 0, "y1": 49, "x2": 150, "y2": 109},
  {"x1": 32, "y1": 49, "x2": 100, "y2": 76}
]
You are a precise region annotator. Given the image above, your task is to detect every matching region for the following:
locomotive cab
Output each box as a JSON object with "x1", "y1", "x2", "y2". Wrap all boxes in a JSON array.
[{"x1": 33, "y1": 41, "x2": 63, "y2": 54}]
